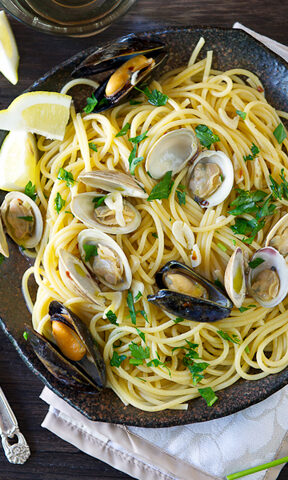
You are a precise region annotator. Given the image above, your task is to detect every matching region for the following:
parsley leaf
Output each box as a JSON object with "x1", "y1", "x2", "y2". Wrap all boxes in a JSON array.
[
  {"x1": 57, "y1": 168, "x2": 74, "y2": 187},
  {"x1": 127, "y1": 290, "x2": 137, "y2": 324},
  {"x1": 243, "y1": 143, "x2": 260, "y2": 162},
  {"x1": 55, "y1": 193, "x2": 65, "y2": 214},
  {"x1": 217, "y1": 242, "x2": 227, "y2": 252},
  {"x1": 185, "y1": 361, "x2": 210, "y2": 385},
  {"x1": 135, "y1": 327, "x2": 145, "y2": 343},
  {"x1": 173, "y1": 317, "x2": 185, "y2": 324},
  {"x1": 93, "y1": 196, "x2": 107, "y2": 208},
  {"x1": 110, "y1": 351, "x2": 126, "y2": 367},
  {"x1": 129, "y1": 342, "x2": 150, "y2": 365},
  {"x1": 17, "y1": 216, "x2": 33, "y2": 222},
  {"x1": 23, "y1": 331, "x2": 28, "y2": 341},
  {"x1": 214, "y1": 278, "x2": 224, "y2": 290},
  {"x1": 148, "y1": 171, "x2": 174, "y2": 201},
  {"x1": 176, "y1": 188, "x2": 186, "y2": 205},
  {"x1": 273, "y1": 123, "x2": 287, "y2": 144},
  {"x1": 137, "y1": 86, "x2": 168, "y2": 106},
  {"x1": 24, "y1": 181, "x2": 37, "y2": 201},
  {"x1": 248, "y1": 258, "x2": 265, "y2": 269},
  {"x1": 269, "y1": 169, "x2": 288, "y2": 200},
  {"x1": 129, "y1": 131, "x2": 148, "y2": 144},
  {"x1": 130, "y1": 100, "x2": 142, "y2": 105},
  {"x1": 89, "y1": 142, "x2": 98, "y2": 152},
  {"x1": 231, "y1": 217, "x2": 265, "y2": 244},
  {"x1": 217, "y1": 330, "x2": 240, "y2": 344},
  {"x1": 152, "y1": 232, "x2": 158, "y2": 239},
  {"x1": 236, "y1": 110, "x2": 247, "y2": 120},
  {"x1": 239, "y1": 304, "x2": 256, "y2": 313},
  {"x1": 83, "y1": 93, "x2": 98, "y2": 113},
  {"x1": 195, "y1": 124, "x2": 220, "y2": 149},
  {"x1": 82, "y1": 243, "x2": 98, "y2": 262},
  {"x1": 106, "y1": 310, "x2": 118, "y2": 325},
  {"x1": 0, "y1": 253, "x2": 5, "y2": 266},
  {"x1": 115, "y1": 122, "x2": 130, "y2": 137},
  {"x1": 128, "y1": 145, "x2": 144, "y2": 175},
  {"x1": 198, "y1": 387, "x2": 218, "y2": 407},
  {"x1": 134, "y1": 291, "x2": 142, "y2": 302}
]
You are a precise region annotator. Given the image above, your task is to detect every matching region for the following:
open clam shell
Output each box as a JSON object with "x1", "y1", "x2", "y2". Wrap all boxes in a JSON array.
[
  {"x1": 148, "y1": 261, "x2": 232, "y2": 322},
  {"x1": 145, "y1": 128, "x2": 198, "y2": 179},
  {"x1": 224, "y1": 247, "x2": 246, "y2": 308},
  {"x1": 248, "y1": 247, "x2": 288, "y2": 308},
  {"x1": 78, "y1": 170, "x2": 147, "y2": 199},
  {"x1": 188, "y1": 150, "x2": 234, "y2": 208},
  {"x1": 78, "y1": 228, "x2": 132, "y2": 291},
  {"x1": 71, "y1": 192, "x2": 141, "y2": 234},
  {"x1": 73, "y1": 37, "x2": 168, "y2": 112},
  {"x1": 0, "y1": 191, "x2": 43, "y2": 249},
  {"x1": 58, "y1": 248, "x2": 104, "y2": 307},
  {"x1": 0, "y1": 215, "x2": 9, "y2": 257},
  {"x1": 265, "y1": 213, "x2": 288, "y2": 260}
]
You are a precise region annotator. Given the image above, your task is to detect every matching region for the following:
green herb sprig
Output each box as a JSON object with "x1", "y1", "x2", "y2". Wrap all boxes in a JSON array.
[
  {"x1": 273, "y1": 123, "x2": 287, "y2": 144},
  {"x1": 24, "y1": 181, "x2": 37, "y2": 201},
  {"x1": 55, "y1": 193, "x2": 65, "y2": 214},
  {"x1": 195, "y1": 124, "x2": 220, "y2": 149},
  {"x1": 83, "y1": 243, "x2": 98, "y2": 262},
  {"x1": 148, "y1": 171, "x2": 174, "y2": 201},
  {"x1": 83, "y1": 93, "x2": 98, "y2": 113},
  {"x1": 243, "y1": 143, "x2": 260, "y2": 162},
  {"x1": 110, "y1": 351, "x2": 126, "y2": 367},
  {"x1": 57, "y1": 168, "x2": 74, "y2": 187}
]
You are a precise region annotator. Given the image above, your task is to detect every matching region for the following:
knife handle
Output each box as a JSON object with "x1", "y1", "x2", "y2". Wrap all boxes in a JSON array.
[{"x1": 0, "y1": 386, "x2": 30, "y2": 464}]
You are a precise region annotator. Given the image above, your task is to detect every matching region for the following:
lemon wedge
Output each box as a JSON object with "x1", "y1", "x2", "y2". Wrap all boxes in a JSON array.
[
  {"x1": 0, "y1": 11, "x2": 19, "y2": 85},
  {"x1": 0, "y1": 130, "x2": 37, "y2": 191},
  {"x1": 0, "y1": 91, "x2": 72, "y2": 140}
]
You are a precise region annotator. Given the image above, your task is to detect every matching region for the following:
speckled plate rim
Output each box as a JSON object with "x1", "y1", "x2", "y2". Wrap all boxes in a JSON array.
[{"x1": 0, "y1": 25, "x2": 288, "y2": 427}]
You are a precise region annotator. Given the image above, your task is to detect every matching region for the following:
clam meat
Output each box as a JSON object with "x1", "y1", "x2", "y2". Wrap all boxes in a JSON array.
[
  {"x1": 73, "y1": 37, "x2": 168, "y2": 112},
  {"x1": 148, "y1": 261, "x2": 233, "y2": 322},
  {"x1": 145, "y1": 129, "x2": 198, "y2": 179},
  {"x1": 265, "y1": 213, "x2": 288, "y2": 259},
  {"x1": 78, "y1": 170, "x2": 147, "y2": 198},
  {"x1": 188, "y1": 150, "x2": 234, "y2": 208},
  {"x1": 248, "y1": 247, "x2": 288, "y2": 308},
  {"x1": 24, "y1": 301, "x2": 106, "y2": 391},
  {"x1": 71, "y1": 191, "x2": 141, "y2": 234},
  {"x1": 0, "y1": 191, "x2": 43, "y2": 248},
  {"x1": 224, "y1": 247, "x2": 246, "y2": 308},
  {"x1": 78, "y1": 228, "x2": 132, "y2": 291}
]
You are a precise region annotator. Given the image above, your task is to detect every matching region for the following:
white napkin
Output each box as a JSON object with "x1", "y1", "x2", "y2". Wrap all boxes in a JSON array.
[{"x1": 40, "y1": 26, "x2": 288, "y2": 480}]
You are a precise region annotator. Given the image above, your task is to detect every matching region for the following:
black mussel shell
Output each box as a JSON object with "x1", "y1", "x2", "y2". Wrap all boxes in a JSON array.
[
  {"x1": 73, "y1": 36, "x2": 168, "y2": 112},
  {"x1": 148, "y1": 261, "x2": 232, "y2": 322},
  {"x1": 24, "y1": 324, "x2": 102, "y2": 392}
]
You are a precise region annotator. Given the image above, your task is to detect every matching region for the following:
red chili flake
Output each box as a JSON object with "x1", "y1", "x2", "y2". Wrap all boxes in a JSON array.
[
  {"x1": 192, "y1": 251, "x2": 197, "y2": 260},
  {"x1": 257, "y1": 86, "x2": 264, "y2": 93},
  {"x1": 66, "y1": 271, "x2": 72, "y2": 279},
  {"x1": 238, "y1": 168, "x2": 243, "y2": 178}
]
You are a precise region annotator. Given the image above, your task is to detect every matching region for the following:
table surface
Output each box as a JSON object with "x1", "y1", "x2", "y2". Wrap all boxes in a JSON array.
[{"x1": 0, "y1": 1, "x2": 288, "y2": 479}]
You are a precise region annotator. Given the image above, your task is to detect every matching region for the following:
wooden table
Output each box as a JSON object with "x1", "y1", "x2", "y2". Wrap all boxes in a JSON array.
[{"x1": 0, "y1": 1, "x2": 287, "y2": 478}]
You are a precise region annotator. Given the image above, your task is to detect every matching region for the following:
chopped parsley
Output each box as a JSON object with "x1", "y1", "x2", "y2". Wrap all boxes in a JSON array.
[
  {"x1": 17, "y1": 216, "x2": 33, "y2": 222},
  {"x1": 173, "y1": 341, "x2": 209, "y2": 385},
  {"x1": 214, "y1": 278, "x2": 224, "y2": 290},
  {"x1": 135, "y1": 327, "x2": 145, "y2": 343},
  {"x1": 115, "y1": 122, "x2": 131, "y2": 137},
  {"x1": 195, "y1": 124, "x2": 220, "y2": 149},
  {"x1": 127, "y1": 290, "x2": 137, "y2": 324},
  {"x1": 248, "y1": 258, "x2": 265, "y2": 269},
  {"x1": 173, "y1": 317, "x2": 185, "y2": 324},
  {"x1": 23, "y1": 331, "x2": 28, "y2": 341},
  {"x1": 134, "y1": 291, "x2": 142, "y2": 302},
  {"x1": 217, "y1": 330, "x2": 240, "y2": 344},
  {"x1": 0, "y1": 253, "x2": 5, "y2": 266},
  {"x1": 106, "y1": 310, "x2": 118, "y2": 325},
  {"x1": 54, "y1": 193, "x2": 65, "y2": 214},
  {"x1": 128, "y1": 145, "x2": 144, "y2": 175},
  {"x1": 239, "y1": 304, "x2": 256, "y2": 313},
  {"x1": 198, "y1": 387, "x2": 218, "y2": 407},
  {"x1": 243, "y1": 143, "x2": 260, "y2": 162},
  {"x1": 176, "y1": 185, "x2": 186, "y2": 205},
  {"x1": 83, "y1": 93, "x2": 98, "y2": 113},
  {"x1": 130, "y1": 100, "x2": 142, "y2": 105},
  {"x1": 245, "y1": 346, "x2": 250, "y2": 354},
  {"x1": 138, "y1": 310, "x2": 148, "y2": 322},
  {"x1": 110, "y1": 351, "x2": 126, "y2": 367},
  {"x1": 89, "y1": 142, "x2": 98, "y2": 152},
  {"x1": 129, "y1": 131, "x2": 148, "y2": 144},
  {"x1": 135, "y1": 85, "x2": 168, "y2": 106},
  {"x1": 83, "y1": 243, "x2": 98, "y2": 262},
  {"x1": 217, "y1": 242, "x2": 227, "y2": 252},
  {"x1": 129, "y1": 342, "x2": 150, "y2": 365},
  {"x1": 269, "y1": 168, "x2": 288, "y2": 200},
  {"x1": 65, "y1": 211, "x2": 74, "y2": 217},
  {"x1": 273, "y1": 123, "x2": 287, "y2": 144},
  {"x1": 236, "y1": 110, "x2": 247, "y2": 120},
  {"x1": 148, "y1": 171, "x2": 174, "y2": 201},
  {"x1": 152, "y1": 232, "x2": 158, "y2": 239},
  {"x1": 57, "y1": 168, "x2": 74, "y2": 187},
  {"x1": 24, "y1": 181, "x2": 37, "y2": 201},
  {"x1": 93, "y1": 196, "x2": 107, "y2": 208}
]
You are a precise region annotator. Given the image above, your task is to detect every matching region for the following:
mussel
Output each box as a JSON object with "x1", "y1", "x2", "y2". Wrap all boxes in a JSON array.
[
  {"x1": 147, "y1": 261, "x2": 233, "y2": 321},
  {"x1": 24, "y1": 301, "x2": 106, "y2": 391},
  {"x1": 73, "y1": 37, "x2": 168, "y2": 112}
]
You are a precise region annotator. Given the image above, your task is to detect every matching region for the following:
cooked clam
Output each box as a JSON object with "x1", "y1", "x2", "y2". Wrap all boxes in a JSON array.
[
  {"x1": 58, "y1": 248, "x2": 104, "y2": 307},
  {"x1": 78, "y1": 228, "x2": 132, "y2": 291},
  {"x1": 71, "y1": 191, "x2": 141, "y2": 234},
  {"x1": 224, "y1": 247, "x2": 246, "y2": 308},
  {"x1": 0, "y1": 191, "x2": 43, "y2": 248},
  {"x1": 24, "y1": 301, "x2": 106, "y2": 391},
  {"x1": 265, "y1": 213, "x2": 288, "y2": 260},
  {"x1": 78, "y1": 170, "x2": 147, "y2": 198},
  {"x1": 188, "y1": 151, "x2": 234, "y2": 208},
  {"x1": 148, "y1": 261, "x2": 233, "y2": 321},
  {"x1": 145, "y1": 129, "x2": 198, "y2": 179},
  {"x1": 0, "y1": 215, "x2": 9, "y2": 257},
  {"x1": 74, "y1": 37, "x2": 168, "y2": 112},
  {"x1": 248, "y1": 247, "x2": 288, "y2": 307}
]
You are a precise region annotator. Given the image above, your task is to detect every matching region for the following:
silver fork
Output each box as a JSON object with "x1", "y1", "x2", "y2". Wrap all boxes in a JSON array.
[{"x1": 0, "y1": 386, "x2": 30, "y2": 463}]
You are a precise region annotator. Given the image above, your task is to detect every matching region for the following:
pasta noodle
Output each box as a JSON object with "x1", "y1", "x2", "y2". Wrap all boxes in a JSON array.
[{"x1": 22, "y1": 38, "x2": 288, "y2": 412}]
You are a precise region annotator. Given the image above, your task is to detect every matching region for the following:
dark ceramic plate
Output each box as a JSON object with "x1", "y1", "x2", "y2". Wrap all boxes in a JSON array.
[{"x1": 0, "y1": 26, "x2": 288, "y2": 427}]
